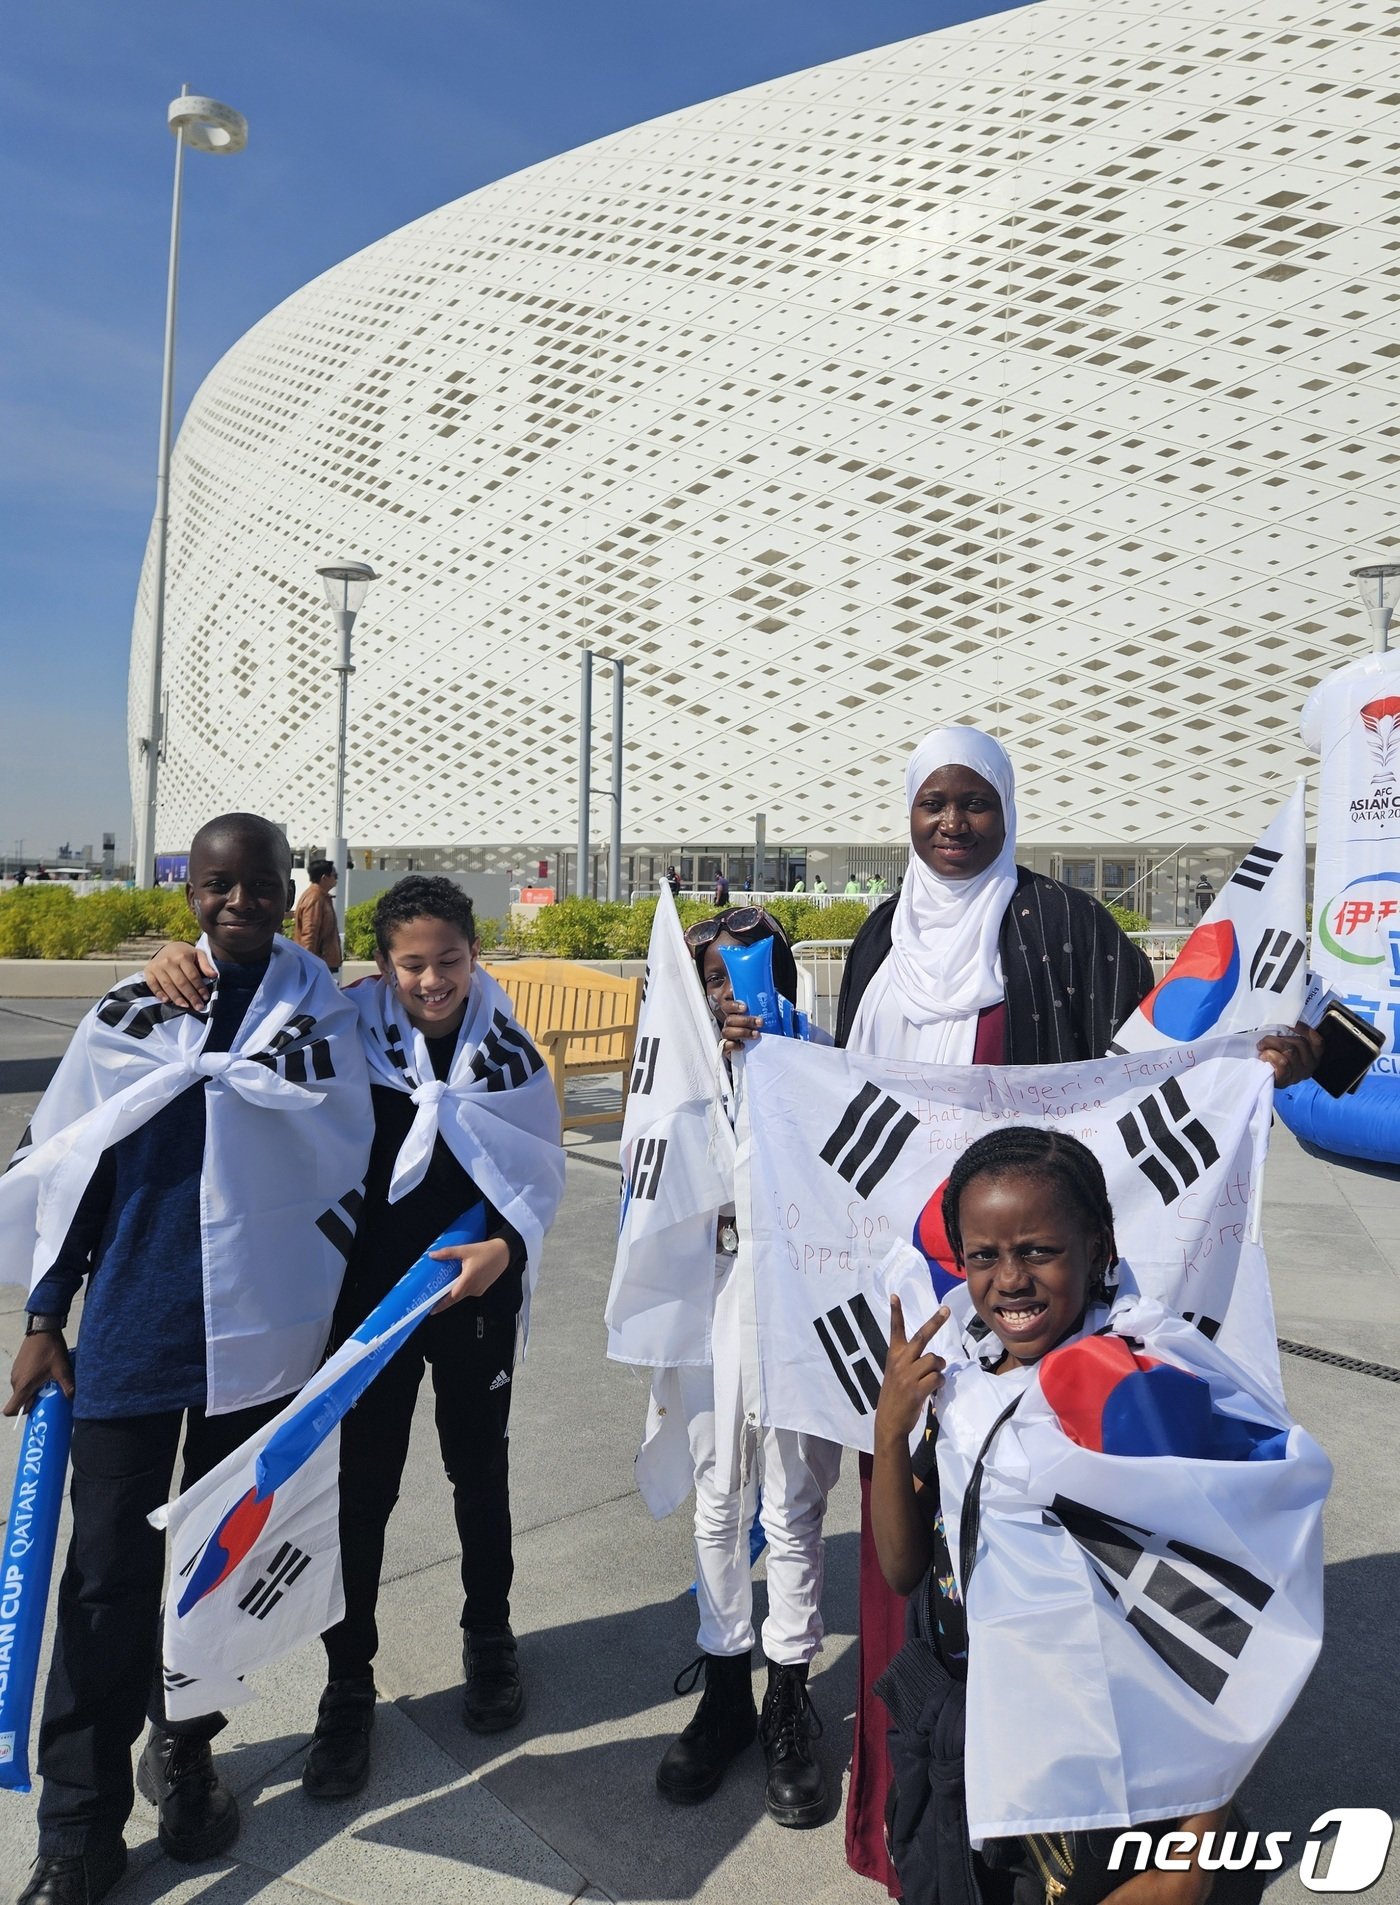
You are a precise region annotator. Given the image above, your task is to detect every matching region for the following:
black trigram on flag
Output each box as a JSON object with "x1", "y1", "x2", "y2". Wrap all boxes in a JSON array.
[
  {"x1": 96, "y1": 984, "x2": 195, "y2": 1041},
  {"x1": 380, "y1": 1022, "x2": 410, "y2": 1073},
  {"x1": 820, "y1": 1083, "x2": 919, "y2": 1197},
  {"x1": 1118, "y1": 1077, "x2": 1219, "y2": 1205},
  {"x1": 252, "y1": 1038, "x2": 335, "y2": 1084},
  {"x1": 1249, "y1": 929, "x2": 1305, "y2": 995},
  {"x1": 630, "y1": 1036, "x2": 661, "y2": 1097},
  {"x1": 316, "y1": 1187, "x2": 365, "y2": 1263},
  {"x1": 261, "y1": 1013, "x2": 317, "y2": 1056},
  {"x1": 238, "y1": 1541, "x2": 312, "y2": 1621},
  {"x1": 1046, "y1": 1495, "x2": 1272, "y2": 1705},
  {"x1": 162, "y1": 1667, "x2": 200, "y2": 1693},
  {"x1": 814, "y1": 1294, "x2": 889, "y2": 1416},
  {"x1": 469, "y1": 1010, "x2": 545, "y2": 1091},
  {"x1": 1228, "y1": 843, "x2": 1281, "y2": 894},
  {"x1": 1180, "y1": 1310, "x2": 1222, "y2": 1341},
  {"x1": 627, "y1": 1135, "x2": 668, "y2": 1201}
]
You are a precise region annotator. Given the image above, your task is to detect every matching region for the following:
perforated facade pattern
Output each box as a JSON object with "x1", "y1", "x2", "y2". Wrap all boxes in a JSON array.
[{"x1": 130, "y1": 0, "x2": 1400, "y2": 860}]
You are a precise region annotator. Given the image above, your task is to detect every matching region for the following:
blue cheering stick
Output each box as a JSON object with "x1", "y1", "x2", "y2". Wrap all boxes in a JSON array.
[
  {"x1": 255, "y1": 1206, "x2": 487, "y2": 1495},
  {"x1": 0, "y1": 1382, "x2": 74, "y2": 1793},
  {"x1": 177, "y1": 1210, "x2": 486, "y2": 1618}
]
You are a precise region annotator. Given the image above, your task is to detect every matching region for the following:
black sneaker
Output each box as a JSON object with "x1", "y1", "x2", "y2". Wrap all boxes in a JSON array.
[
  {"x1": 135, "y1": 1727, "x2": 239, "y2": 1862},
  {"x1": 758, "y1": 1661, "x2": 827, "y2": 1828},
  {"x1": 302, "y1": 1677, "x2": 377, "y2": 1799},
  {"x1": 17, "y1": 1846, "x2": 126, "y2": 1905},
  {"x1": 656, "y1": 1652, "x2": 757, "y2": 1805},
  {"x1": 461, "y1": 1625, "x2": 525, "y2": 1733}
]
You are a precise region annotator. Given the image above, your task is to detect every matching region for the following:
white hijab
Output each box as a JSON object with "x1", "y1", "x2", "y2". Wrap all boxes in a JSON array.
[{"x1": 848, "y1": 726, "x2": 1019, "y2": 1064}]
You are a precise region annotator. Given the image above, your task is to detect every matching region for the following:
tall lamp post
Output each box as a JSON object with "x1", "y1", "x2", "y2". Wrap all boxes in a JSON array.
[
  {"x1": 135, "y1": 88, "x2": 248, "y2": 888},
  {"x1": 317, "y1": 562, "x2": 378, "y2": 953},
  {"x1": 1350, "y1": 563, "x2": 1400, "y2": 653}
]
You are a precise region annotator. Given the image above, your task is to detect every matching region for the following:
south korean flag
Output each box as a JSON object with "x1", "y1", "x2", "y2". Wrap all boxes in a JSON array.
[
  {"x1": 605, "y1": 885, "x2": 735, "y2": 1369},
  {"x1": 960, "y1": 1298, "x2": 1330, "y2": 1842},
  {"x1": 1113, "y1": 784, "x2": 1308, "y2": 1053},
  {"x1": 737, "y1": 1033, "x2": 1281, "y2": 1454}
]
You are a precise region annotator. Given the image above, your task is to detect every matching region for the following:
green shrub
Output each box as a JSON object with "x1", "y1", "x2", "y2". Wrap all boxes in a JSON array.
[
  {"x1": 1106, "y1": 901, "x2": 1150, "y2": 935},
  {"x1": 342, "y1": 898, "x2": 377, "y2": 960},
  {"x1": 786, "y1": 898, "x2": 871, "y2": 945}
]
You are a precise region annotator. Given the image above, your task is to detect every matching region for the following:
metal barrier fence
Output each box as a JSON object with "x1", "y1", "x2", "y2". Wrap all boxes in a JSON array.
[{"x1": 791, "y1": 940, "x2": 852, "y2": 1035}]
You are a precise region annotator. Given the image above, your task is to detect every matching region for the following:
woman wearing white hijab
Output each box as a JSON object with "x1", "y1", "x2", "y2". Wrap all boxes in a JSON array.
[{"x1": 844, "y1": 728, "x2": 1026, "y2": 1066}]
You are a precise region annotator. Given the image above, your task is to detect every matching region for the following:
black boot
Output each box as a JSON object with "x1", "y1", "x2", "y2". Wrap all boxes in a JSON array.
[
  {"x1": 462, "y1": 1625, "x2": 525, "y2": 1733},
  {"x1": 135, "y1": 1726, "x2": 239, "y2": 1862},
  {"x1": 16, "y1": 1845, "x2": 127, "y2": 1905},
  {"x1": 302, "y1": 1677, "x2": 377, "y2": 1799},
  {"x1": 758, "y1": 1661, "x2": 826, "y2": 1828},
  {"x1": 656, "y1": 1652, "x2": 758, "y2": 1804}
]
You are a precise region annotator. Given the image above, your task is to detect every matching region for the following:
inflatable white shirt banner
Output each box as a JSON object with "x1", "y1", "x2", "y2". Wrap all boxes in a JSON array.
[
  {"x1": 736, "y1": 1032, "x2": 1281, "y2": 1454},
  {"x1": 1302, "y1": 653, "x2": 1400, "y2": 1070},
  {"x1": 1111, "y1": 783, "x2": 1307, "y2": 1053}
]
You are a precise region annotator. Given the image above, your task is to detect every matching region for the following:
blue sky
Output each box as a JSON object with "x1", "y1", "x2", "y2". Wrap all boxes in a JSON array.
[{"x1": 2, "y1": 0, "x2": 1013, "y2": 861}]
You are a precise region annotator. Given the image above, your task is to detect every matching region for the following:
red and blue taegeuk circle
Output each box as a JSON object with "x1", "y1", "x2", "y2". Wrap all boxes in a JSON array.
[
  {"x1": 912, "y1": 1179, "x2": 966, "y2": 1297},
  {"x1": 1038, "y1": 1334, "x2": 1284, "y2": 1460},
  {"x1": 1140, "y1": 919, "x2": 1240, "y2": 1042}
]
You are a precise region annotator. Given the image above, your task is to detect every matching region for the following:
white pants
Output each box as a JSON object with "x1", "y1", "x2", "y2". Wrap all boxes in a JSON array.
[{"x1": 678, "y1": 1359, "x2": 843, "y2": 1663}]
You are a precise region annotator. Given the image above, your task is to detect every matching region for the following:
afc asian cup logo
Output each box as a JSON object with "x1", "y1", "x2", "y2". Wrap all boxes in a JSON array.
[{"x1": 1359, "y1": 696, "x2": 1400, "y2": 783}]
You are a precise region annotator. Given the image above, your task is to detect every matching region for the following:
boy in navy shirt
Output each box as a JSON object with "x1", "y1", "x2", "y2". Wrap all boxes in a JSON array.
[{"x1": 4, "y1": 815, "x2": 370, "y2": 1905}]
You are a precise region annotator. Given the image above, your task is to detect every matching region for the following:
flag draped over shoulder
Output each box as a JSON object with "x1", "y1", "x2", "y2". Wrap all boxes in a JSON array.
[
  {"x1": 1112, "y1": 784, "x2": 1308, "y2": 1053},
  {"x1": 956, "y1": 1295, "x2": 1329, "y2": 1841},
  {"x1": 605, "y1": 885, "x2": 734, "y2": 1369},
  {"x1": 153, "y1": 1210, "x2": 486, "y2": 1721},
  {"x1": 353, "y1": 968, "x2": 565, "y2": 1343},
  {"x1": 0, "y1": 939, "x2": 372, "y2": 1412},
  {"x1": 737, "y1": 1032, "x2": 1281, "y2": 1452}
]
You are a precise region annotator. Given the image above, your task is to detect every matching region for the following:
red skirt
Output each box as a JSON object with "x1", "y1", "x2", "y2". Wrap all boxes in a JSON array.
[{"x1": 845, "y1": 1452, "x2": 905, "y2": 1894}]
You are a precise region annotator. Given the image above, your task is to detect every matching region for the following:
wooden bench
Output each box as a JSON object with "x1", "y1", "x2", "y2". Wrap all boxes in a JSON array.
[{"x1": 482, "y1": 959, "x2": 642, "y2": 1130}]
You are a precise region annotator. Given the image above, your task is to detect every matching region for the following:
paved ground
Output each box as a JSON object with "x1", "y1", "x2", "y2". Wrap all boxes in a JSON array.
[{"x1": 0, "y1": 999, "x2": 1395, "y2": 1905}]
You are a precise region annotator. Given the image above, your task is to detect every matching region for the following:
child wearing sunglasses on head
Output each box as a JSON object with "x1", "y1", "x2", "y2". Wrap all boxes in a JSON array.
[{"x1": 652, "y1": 907, "x2": 840, "y2": 1830}]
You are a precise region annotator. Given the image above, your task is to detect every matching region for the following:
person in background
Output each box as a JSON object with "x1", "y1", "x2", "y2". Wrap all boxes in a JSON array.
[
  {"x1": 1195, "y1": 873, "x2": 1215, "y2": 918},
  {"x1": 35, "y1": 865, "x2": 50, "y2": 881},
  {"x1": 713, "y1": 872, "x2": 730, "y2": 908},
  {"x1": 790, "y1": 876, "x2": 805, "y2": 893},
  {"x1": 666, "y1": 865, "x2": 682, "y2": 899},
  {"x1": 295, "y1": 860, "x2": 342, "y2": 972},
  {"x1": 865, "y1": 874, "x2": 886, "y2": 894},
  {"x1": 811, "y1": 877, "x2": 827, "y2": 895},
  {"x1": 844, "y1": 876, "x2": 862, "y2": 895},
  {"x1": 15, "y1": 866, "x2": 26, "y2": 886}
]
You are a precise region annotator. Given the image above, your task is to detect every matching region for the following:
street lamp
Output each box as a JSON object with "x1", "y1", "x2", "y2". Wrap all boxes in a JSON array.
[
  {"x1": 317, "y1": 561, "x2": 378, "y2": 954},
  {"x1": 1350, "y1": 563, "x2": 1400, "y2": 653},
  {"x1": 135, "y1": 88, "x2": 249, "y2": 889}
]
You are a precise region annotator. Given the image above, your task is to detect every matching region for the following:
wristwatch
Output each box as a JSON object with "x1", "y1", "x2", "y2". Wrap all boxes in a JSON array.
[{"x1": 24, "y1": 1313, "x2": 67, "y2": 1337}]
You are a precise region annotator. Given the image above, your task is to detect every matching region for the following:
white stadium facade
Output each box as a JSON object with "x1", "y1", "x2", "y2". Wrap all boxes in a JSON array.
[{"x1": 130, "y1": 0, "x2": 1400, "y2": 920}]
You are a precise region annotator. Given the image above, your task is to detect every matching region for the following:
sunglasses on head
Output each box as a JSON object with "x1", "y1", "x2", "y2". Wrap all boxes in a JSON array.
[{"x1": 684, "y1": 906, "x2": 782, "y2": 951}]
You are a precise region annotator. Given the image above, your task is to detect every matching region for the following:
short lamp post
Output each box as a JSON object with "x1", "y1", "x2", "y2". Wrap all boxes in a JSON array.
[
  {"x1": 1350, "y1": 564, "x2": 1400, "y2": 654},
  {"x1": 316, "y1": 561, "x2": 378, "y2": 955}
]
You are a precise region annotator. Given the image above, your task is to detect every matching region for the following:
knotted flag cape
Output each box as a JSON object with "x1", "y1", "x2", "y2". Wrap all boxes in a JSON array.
[
  {"x1": 353, "y1": 968, "x2": 565, "y2": 1343},
  {"x1": 154, "y1": 1210, "x2": 486, "y2": 1720},
  {"x1": 736, "y1": 1031, "x2": 1282, "y2": 1448},
  {"x1": 0, "y1": 940, "x2": 372, "y2": 1412},
  {"x1": 941, "y1": 1293, "x2": 1329, "y2": 1841},
  {"x1": 1112, "y1": 784, "x2": 1308, "y2": 1053}
]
